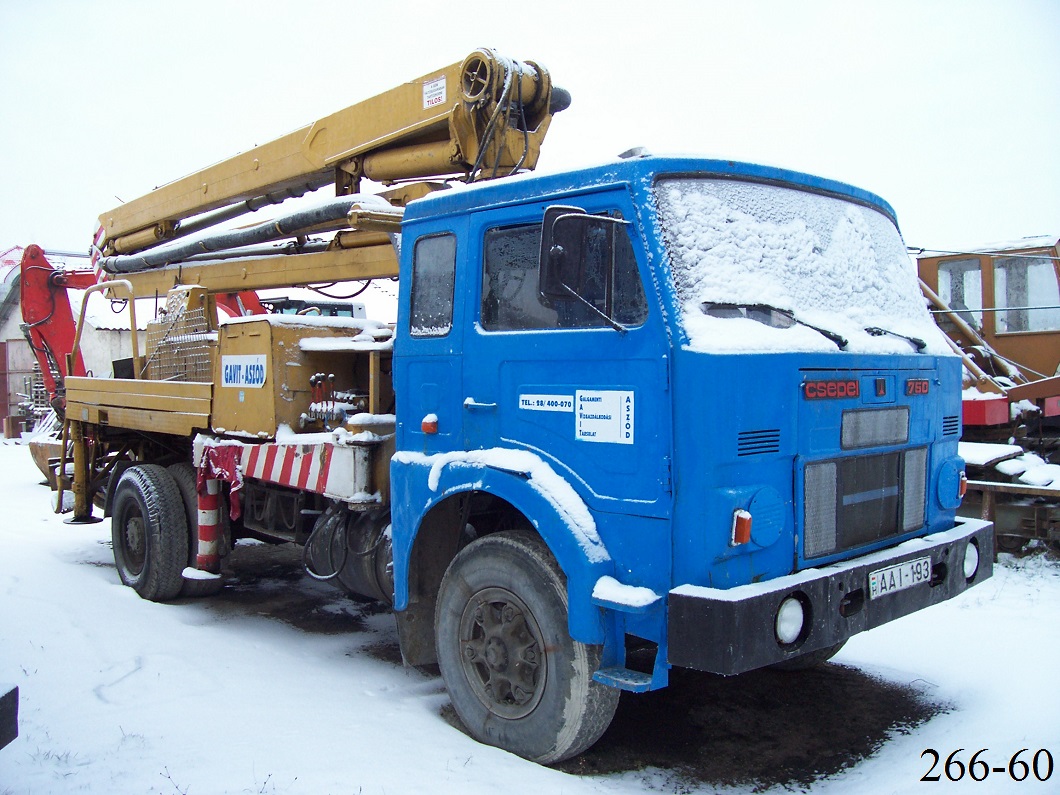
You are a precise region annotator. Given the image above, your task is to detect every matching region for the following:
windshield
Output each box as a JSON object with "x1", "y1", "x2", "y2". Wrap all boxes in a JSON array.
[{"x1": 654, "y1": 177, "x2": 948, "y2": 354}]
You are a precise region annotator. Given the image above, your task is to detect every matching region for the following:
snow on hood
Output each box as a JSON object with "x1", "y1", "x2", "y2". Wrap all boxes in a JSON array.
[{"x1": 654, "y1": 177, "x2": 952, "y2": 356}]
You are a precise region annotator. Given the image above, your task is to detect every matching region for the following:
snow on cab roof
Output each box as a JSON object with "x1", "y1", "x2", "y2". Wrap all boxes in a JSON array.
[
  {"x1": 919, "y1": 235, "x2": 1060, "y2": 257},
  {"x1": 970, "y1": 234, "x2": 1059, "y2": 253},
  {"x1": 404, "y1": 155, "x2": 898, "y2": 226}
]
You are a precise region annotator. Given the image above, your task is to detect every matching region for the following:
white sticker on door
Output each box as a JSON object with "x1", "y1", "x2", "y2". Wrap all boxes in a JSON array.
[{"x1": 576, "y1": 390, "x2": 634, "y2": 444}]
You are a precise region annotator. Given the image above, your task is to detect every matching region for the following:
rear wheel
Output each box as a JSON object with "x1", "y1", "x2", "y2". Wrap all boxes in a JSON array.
[
  {"x1": 168, "y1": 463, "x2": 224, "y2": 597},
  {"x1": 996, "y1": 534, "x2": 1029, "y2": 553},
  {"x1": 435, "y1": 530, "x2": 619, "y2": 763},
  {"x1": 111, "y1": 464, "x2": 188, "y2": 602}
]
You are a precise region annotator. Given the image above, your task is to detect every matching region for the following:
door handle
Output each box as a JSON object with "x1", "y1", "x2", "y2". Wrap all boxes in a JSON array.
[{"x1": 463, "y1": 398, "x2": 498, "y2": 411}]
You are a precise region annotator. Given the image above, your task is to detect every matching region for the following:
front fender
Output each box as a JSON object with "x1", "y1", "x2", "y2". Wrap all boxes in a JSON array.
[{"x1": 390, "y1": 450, "x2": 614, "y2": 643}]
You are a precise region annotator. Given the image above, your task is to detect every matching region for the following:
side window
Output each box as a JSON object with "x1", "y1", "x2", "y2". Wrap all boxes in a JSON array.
[
  {"x1": 578, "y1": 217, "x2": 649, "y2": 327},
  {"x1": 994, "y1": 254, "x2": 1060, "y2": 333},
  {"x1": 482, "y1": 224, "x2": 557, "y2": 330},
  {"x1": 937, "y1": 257, "x2": 983, "y2": 330},
  {"x1": 481, "y1": 212, "x2": 648, "y2": 331},
  {"x1": 410, "y1": 233, "x2": 456, "y2": 337}
]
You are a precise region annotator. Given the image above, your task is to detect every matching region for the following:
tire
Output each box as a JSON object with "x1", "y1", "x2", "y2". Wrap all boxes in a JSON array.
[
  {"x1": 435, "y1": 530, "x2": 619, "y2": 764},
  {"x1": 168, "y1": 463, "x2": 224, "y2": 597},
  {"x1": 111, "y1": 464, "x2": 189, "y2": 602},
  {"x1": 770, "y1": 641, "x2": 847, "y2": 672},
  {"x1": 996, "y1": 534, "x2": 1028, "y2": 553}
]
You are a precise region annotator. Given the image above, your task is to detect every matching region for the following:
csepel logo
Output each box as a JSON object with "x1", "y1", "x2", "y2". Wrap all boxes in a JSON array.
[{"x1": 804, "y1": 379, "x2": 859, "y2": 399}]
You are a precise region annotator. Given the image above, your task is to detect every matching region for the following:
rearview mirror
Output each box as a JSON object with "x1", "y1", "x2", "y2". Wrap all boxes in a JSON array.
[
  {"x1": 539, "y1": 206, "x2": 630, "y2": 302},
  {"x1": 539, "y1": 205, "x2": 587, "y2": 300}
]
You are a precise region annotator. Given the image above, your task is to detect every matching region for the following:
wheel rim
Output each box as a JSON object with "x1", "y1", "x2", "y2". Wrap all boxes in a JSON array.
[
  {"x1": 120, "y1": 510, "x2": 147, "y2": 576},
  {"x1": 458, "y1": 586, "x2": 546, "y2": 719}
]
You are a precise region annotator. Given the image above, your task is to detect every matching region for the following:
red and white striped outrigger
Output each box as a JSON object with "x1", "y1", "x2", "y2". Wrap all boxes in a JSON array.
[{"x1": 190, "y1": 432, "x2": 383, "y2": 574}]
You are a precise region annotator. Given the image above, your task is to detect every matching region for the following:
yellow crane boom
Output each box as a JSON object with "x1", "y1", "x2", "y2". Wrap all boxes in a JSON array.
[{"x1": 97, "y1": 48, "x2": 568, "y2": 298}]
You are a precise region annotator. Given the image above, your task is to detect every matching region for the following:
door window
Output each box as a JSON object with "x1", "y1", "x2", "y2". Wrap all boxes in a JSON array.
[
  {"x1": 480, "y1": 215, "x2": 647, "y2": 331},
  {"x1": 410, "y1": 233, "x2": 457, "y2": 337}
]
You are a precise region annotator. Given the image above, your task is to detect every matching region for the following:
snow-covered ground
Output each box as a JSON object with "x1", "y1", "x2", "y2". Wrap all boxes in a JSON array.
[{"x1": 0, "y1": 440, "x2": 1057, "y2": 794}]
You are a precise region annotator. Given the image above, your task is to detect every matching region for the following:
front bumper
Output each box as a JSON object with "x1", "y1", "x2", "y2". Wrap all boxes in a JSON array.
[{"x1": 668, "y1": 517, "x2": 993, "y2": 676}]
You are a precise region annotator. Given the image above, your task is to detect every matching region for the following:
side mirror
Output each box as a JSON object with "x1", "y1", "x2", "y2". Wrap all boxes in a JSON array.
[
  {"x1": 539, "y1": 206, "x2": 630, "y2": 301},
  {"x1": 539, "y1": 205, "x2": 587, "y2": 300}
]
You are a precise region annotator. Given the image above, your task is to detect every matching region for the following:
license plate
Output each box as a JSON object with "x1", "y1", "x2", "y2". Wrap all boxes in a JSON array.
[{"x1": 868, "y1": 556, "x2": 932, "y2": 599}]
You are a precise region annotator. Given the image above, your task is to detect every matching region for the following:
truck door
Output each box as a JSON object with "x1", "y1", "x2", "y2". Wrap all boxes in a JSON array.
[
  {"x1": 462, "y1": 192, "x2": 671, "y2": 518},
  {"x1": 395, "y1": 218, "x2": 467, "y2": 457}
]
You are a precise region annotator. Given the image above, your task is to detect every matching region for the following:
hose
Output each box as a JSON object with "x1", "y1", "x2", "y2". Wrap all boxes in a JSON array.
[
  {"x1": 302, "y1": 505, "x2": 348, "y2": 582},
  {"x1": 467, "y1": 54, "x2": 516, "y2": 182},
  {"x1": 100, "y1": 195, "x2": 368, "y2": 274}
]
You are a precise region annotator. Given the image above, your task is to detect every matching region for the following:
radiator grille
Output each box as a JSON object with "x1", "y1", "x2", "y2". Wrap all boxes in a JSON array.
[
  {"x1": 841, "y1": 407, "x2": 909, "y2": 449},
  {"x1": 943, "y1": 415, "x2": 961, "y2": 436},
  {"x1": 804, "y1": 447, "x2": 927, "y2": 559},
  {"x1": 803, "y1": 462, "x2": 837, "y2": 557},
  {"x1": 737, "y1": 429, "x2": 781, "y2": 456},
  {"x1": 902, "y1": 448, "x2": 928, "y2": 531}
]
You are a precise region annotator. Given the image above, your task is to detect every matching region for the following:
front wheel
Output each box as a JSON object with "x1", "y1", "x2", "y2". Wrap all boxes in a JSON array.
[
  {"x1": 111, "y1": 464, "x2": 188, "y2": 602},
  {"x1": 435, "y1": 530, "x2": 619, "y2": 764}
]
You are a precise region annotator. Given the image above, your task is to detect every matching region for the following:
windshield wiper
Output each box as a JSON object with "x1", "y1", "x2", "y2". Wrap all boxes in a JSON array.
[
  {"x1": 865, "y1": 326, "x2": 926, "y2": 352},
  {"x1": 786, "y1": 311, "x2": 848, "y2": 350},
  {"x1": 562, "y1": 283, "x2": 627, "y2": 333},
  {"x1": 701, "y1": 302, "x2": 848, "y2": 350}
]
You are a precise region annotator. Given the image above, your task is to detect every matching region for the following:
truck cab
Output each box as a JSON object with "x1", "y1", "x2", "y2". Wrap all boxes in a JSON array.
[{"x1": 389, "y1": 155, "x2": 991, "y2": 761}]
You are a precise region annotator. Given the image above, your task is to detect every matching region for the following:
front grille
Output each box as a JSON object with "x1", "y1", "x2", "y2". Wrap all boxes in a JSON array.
[
  {"x1": 803, "y1": 447, "x2": 927, "y2": 558},
  {"x1": 738, "y1": 429, "x2": 781, "y2": 456},
  {"x1": 803, "y1": 462, "x2": 837, "y2": 556},
  {"x1": 902, "y1": 448, "x2": 928, "y2": 531},
  {"x1": 841, "y1": 407, "x2": 909, "y2": 449}
]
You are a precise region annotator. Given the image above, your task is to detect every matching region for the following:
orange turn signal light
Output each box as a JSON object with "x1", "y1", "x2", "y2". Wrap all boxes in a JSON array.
[{"x1": 732, "y1": 509, "x2": 752, "y2": 546}]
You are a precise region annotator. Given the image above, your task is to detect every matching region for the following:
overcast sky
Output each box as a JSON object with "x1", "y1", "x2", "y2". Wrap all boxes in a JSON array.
[{"x1": 1, "y1": 0, "x2": 1057, "y2": 256}]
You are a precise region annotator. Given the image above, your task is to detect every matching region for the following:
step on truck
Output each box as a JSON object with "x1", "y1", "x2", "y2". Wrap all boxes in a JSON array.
[{"x1": 22, "y1": 49, "x2": 993, "y2": 763}]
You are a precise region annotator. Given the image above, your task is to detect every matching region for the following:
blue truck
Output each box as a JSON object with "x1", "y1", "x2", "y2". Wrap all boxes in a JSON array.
[{"x1": 36, "y1": 51, "x2": 991, "y2": 765}]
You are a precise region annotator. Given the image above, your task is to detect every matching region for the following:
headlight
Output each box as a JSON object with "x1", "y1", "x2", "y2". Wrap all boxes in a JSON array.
[
  {"x1": 775, "y1": 596, "x2": 805, "y2": 645},
  {"x1": 963, "y1": 540, "x2": 980, "y2": 581}
]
